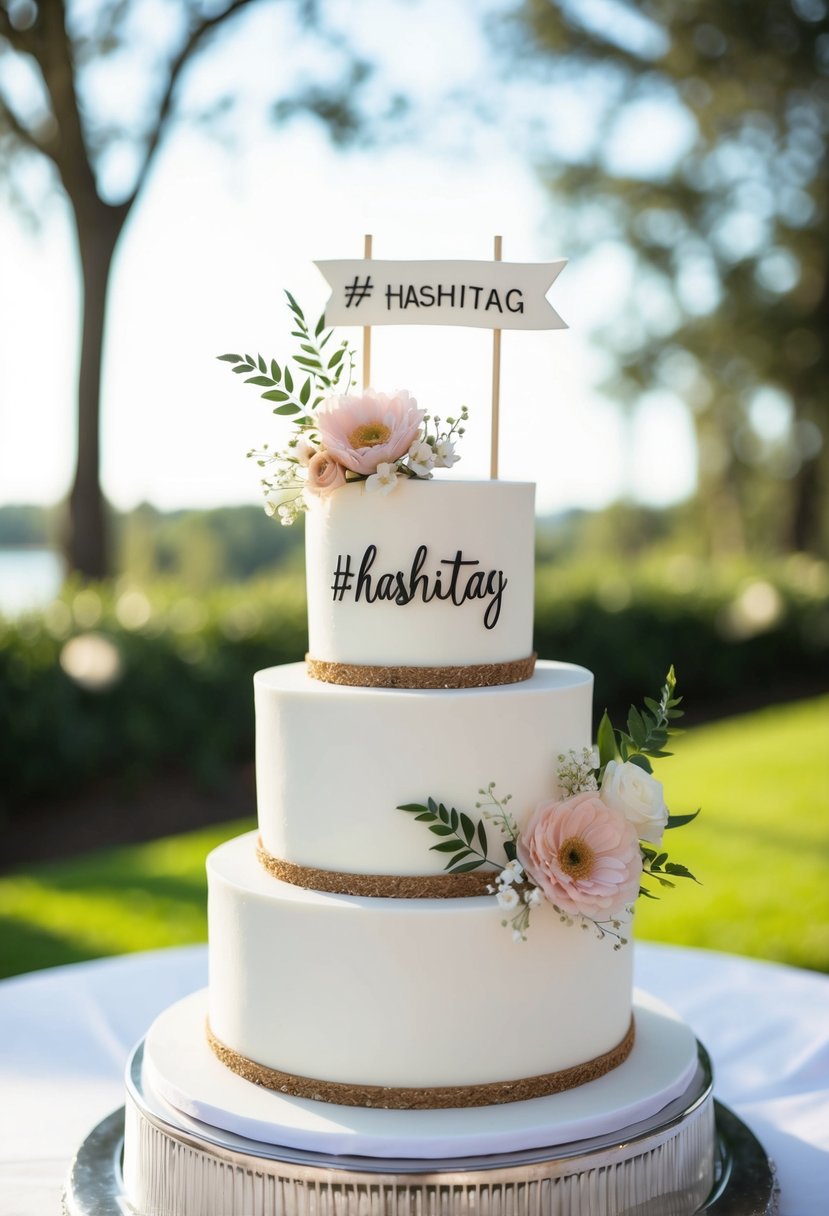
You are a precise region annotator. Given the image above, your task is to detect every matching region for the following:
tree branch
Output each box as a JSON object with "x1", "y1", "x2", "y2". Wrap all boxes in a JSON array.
[
  {"x1": 0, "y1": 91, "x2": 48, "y2": 157},
  {"x1": 128, "y1": 0, "x2": 256, "y2": 207}
]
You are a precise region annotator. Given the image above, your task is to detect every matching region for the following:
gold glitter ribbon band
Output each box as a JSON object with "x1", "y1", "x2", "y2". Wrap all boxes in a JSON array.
[
  {"x1": 305, "y1": 652, "x2": 537, "y2": 689},
  {"x1": 206, "y1": 1018, "x2": 636, "y2": 1110},
  {"x1": 257, "y1": 842, "x2": 495, "y2": 898}
]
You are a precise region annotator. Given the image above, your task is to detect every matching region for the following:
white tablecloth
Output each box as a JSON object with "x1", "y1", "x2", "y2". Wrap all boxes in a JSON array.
[{"x1": 1, "y1": 942, "x2": 827, "y2": 1215}]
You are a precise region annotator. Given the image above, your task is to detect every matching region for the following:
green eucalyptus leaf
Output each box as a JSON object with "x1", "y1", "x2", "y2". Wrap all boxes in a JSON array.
[
  {"x1": 430, "y1": 839, "x2": 468, "y2": 853},
  {"x1": 427, "y1": 797, "x2": 437, "y2": 815},
  {"x1": 261, "y1": 390, "x2": 290, "y2": 402},
  {"x1": 314, "y1": 314, "x2": 325, "y2": 337},
  {"x1": 272, "y1": 403, "x2": 301, "y2": 416},
  {"x1": 217, "y1": 353, "x2": 242, "y2": 363},
  {"x1": 597, "y1": 710, "x2": 617, "y2": 767},
  {"x1": 428, "y1": 823, "x2": 455, "y2": 836},
  {"x1": 449, "y1": 807, "x2": 459, "y2": 832},
  {"x1": 666, "y1": 809, "x2": 701, "y2": 829},
  {"x1": 328, "y1": 348, "x2": 345, "y2": 368},
  {"x1": 437, "y1": 802, "x2": 449, "y2": 825},
  {"x1": 459, "y1": 813, "x2": 475, "y2": 845},
  {"x1": 628, "y1": 753, "x2": 653, "y2": 774},
  {"x1": 257, "y1": 354, "x2": 267, "y2": 373},
  {"x1": 477, "y1": 820, "x2": 488, "y2": 856},
  {"x1": 284, "y1": 367, "x2": 294, "y2": 393},
  {"x1": 447, "y1": 850, "x2": 475, "y2": 868},
  {"x1": 627, "y1": 705, "x2": 647, "y2": 747},
  {"x1": 664, "y1": 862, "x2": 700, "y2": 883},
  {"x1": 232, "y1": 364, "x2": 252, "y2": 374},
  {"x1": 299, "y1": 378, "x2": 311, "y2": 405},
  {"x1": 244, "y1": 375, "x2": 275, "y2": 387},
  {"x1": 414, "y1": 812, "x2": 434, "y2": 821},
  {"x1": 270, "y1": 360, "x2": 282, "y2": 383},
  {"x1": 451, "y1": 860, "x2": 487, "y2": 873}
]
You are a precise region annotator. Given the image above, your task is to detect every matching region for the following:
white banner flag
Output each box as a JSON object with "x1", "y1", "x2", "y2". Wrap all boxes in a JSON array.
[{"x1": 315, "y1": 259, "x2": 567, "y2": 330}]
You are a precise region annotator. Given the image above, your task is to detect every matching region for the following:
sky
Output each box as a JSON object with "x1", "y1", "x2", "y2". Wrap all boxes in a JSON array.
[{"x1": 0, "y1": 0, "x2": 698, "y2": 520}]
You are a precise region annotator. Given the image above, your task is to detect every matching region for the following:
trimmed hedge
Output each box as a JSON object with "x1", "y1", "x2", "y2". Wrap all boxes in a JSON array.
[{"x1": 1, "y1": 556, "x2": 827, "y2": 818}]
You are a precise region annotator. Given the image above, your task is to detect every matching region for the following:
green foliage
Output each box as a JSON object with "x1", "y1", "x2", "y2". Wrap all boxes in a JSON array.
[
  {"x1": 509, "y1": 1, "x2": 829, "y2": 556},
  {"x1": 397, "y1": 797, "x2": 493, "y2": 873},
  {"x1": 0, "y1": 700, "x2": 826, "y2": 979},
  {"x1": 218, "y1": 292, "x2": 354, "y2": 421},
  {"x1": 0, "y1": 552, "x2": 826, "y2": 818}
]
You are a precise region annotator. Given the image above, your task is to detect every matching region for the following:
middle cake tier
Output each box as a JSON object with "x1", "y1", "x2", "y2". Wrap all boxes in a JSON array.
[{"x1": 255, "y1": 659, "x2": 593, "y2": 875}]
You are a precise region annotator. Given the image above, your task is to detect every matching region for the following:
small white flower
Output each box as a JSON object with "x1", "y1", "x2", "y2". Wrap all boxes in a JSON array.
[
  {"x1": 496, "y1": 886, "x2": 520, "y2": 911},
  {"x1": 512, "y1": 928, "x2": 525, "y2": 943},
  {"x1": 524, "y1": 886, "x2": 542, "y2": 907},
  {"x1": 365, "y1": 462, "x2": 400, "y2": 495},
  {"x1": 502, "y1": 859, "x2": 524, "y2": 883},
  {"x1": 407, "y1": 438, "x2": 435, "y2": 479},
  {"x1": 434, "y1": 438, "x2": 458, "y2": 468},
  {"x1": 277, "y1": 502, "x2": 296, "y2": 526},
  {"x1": 295, "y1": 437, "x2": 318, "y2": 467}
]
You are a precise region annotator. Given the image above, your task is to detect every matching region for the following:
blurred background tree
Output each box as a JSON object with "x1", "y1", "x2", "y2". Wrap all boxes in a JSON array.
[
  {"x1": 0, "y1": 0, "x2": 385, "y2": 579},
  {"x1": 507, "y1": 0, "x2": 828, "y2": 558}
]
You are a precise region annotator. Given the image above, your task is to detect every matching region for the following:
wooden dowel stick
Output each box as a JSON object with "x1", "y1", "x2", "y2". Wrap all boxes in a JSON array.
[
  {"x1": 363, "y1": 233, "x2": 372, "y2": 389},
  {"x1": 490, "y1": 235, "x2": 503, "y2": 480}
]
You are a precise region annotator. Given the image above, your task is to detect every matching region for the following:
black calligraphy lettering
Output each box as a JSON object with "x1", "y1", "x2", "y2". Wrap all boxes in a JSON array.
[
  {"x1": 483, "y1": 571, "x2": 508, "y2": 629},
  {"x1": 355, "y1": 544, "x2": 378, "y2": 602}
]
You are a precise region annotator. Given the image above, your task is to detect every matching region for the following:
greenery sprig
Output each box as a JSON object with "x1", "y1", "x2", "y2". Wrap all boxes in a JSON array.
[
  {"x1": 397, "y1": 797, "x2": 494, "y2": 874},
  {"x1": 217, "y1": 291, "x2": 356, "y2": 426},
  {"x1": 597, "y1": 664, "x2": 684, "y2": 777}
]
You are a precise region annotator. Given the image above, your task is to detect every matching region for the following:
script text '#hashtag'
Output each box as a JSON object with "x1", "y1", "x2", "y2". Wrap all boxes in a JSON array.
[{"x1": 331, "y1": 555, "x2": 354, "y2": 601}]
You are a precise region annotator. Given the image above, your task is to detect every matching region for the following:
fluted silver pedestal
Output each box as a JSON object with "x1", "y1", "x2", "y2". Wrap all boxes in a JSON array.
[{"x1": 62, "y1": 1037, "x2": 780, "y2": 1216}]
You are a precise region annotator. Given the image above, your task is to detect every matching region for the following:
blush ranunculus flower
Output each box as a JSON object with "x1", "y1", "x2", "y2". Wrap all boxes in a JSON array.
[
  {"x1": 305, "y1": 450, "x2": 346, "y2": 496},
  {"x1": 316, "y1": 390, "x2": 425, "y2": 475},
  {"x1": 516, "y1": 791, "x2": 642, "y2": 919},
  {"x1": 600, "y1": 760, "x2": 668, "y2": 845}
]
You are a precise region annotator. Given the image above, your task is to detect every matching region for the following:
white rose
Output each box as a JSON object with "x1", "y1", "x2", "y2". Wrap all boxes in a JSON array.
[{"x1": 600, "y1": 759, "x2": 668, "y2": 845}]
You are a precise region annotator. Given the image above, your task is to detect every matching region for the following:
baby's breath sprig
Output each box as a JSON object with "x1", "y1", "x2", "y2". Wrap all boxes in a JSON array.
[
  {"x1": 475, "y1": 782, "x2": 519, "y2": 860},
  {"x1": 557, "y1": 748, "x2": 600, "y2": 797}
]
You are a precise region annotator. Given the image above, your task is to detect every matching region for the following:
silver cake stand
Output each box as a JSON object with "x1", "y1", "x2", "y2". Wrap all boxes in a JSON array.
[{"x1": 63, "y1": 1040, "x2": 778, "y2": 1216}]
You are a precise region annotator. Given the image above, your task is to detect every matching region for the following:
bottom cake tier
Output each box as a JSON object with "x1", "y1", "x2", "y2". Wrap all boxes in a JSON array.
[
  {"x1": 207, "y1": 832, "x2": 634, "y2": 1102},
  {"x1": 120, "y1": 989, "x2": 718, "y2": 1216}
]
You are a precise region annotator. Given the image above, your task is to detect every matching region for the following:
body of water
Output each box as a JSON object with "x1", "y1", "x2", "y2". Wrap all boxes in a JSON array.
[{"x1": 0, "y1": 548, "x2": 64, "y2": 618}]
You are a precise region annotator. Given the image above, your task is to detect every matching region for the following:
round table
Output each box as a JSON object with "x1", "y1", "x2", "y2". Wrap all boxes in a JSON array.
[{"x1": 0, "y1": 943, "x2": 827, "y2": 1215}]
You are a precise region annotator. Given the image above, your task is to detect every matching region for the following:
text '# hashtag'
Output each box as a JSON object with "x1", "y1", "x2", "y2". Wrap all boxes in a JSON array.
[
  {"x1": 344, "y1": 275, "x2": 374, "y2": 308},
  {"x1": 331, "y1": 554, "x2": 354, "y2": 602}
]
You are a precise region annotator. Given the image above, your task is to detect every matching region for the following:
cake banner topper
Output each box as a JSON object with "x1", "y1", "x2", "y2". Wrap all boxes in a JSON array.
[{"x1": 315, "y1": 258, "x2": 567, "y2": 331}]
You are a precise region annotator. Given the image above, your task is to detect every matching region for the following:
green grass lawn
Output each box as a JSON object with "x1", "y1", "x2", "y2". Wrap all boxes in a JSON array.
[{"x1": 0, "y1": 696, "x2": 827, "y2": 981}]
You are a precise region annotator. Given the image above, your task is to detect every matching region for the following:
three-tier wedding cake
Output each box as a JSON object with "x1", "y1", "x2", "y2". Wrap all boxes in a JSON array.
[{"x1": 120, "y1": 290, "x2": 716, "y2": 1213}]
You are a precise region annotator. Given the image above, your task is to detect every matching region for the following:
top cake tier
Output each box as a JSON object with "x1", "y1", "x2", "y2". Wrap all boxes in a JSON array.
[{"x1": 304, "y1": 479, "x2": 535, "y2": 674}]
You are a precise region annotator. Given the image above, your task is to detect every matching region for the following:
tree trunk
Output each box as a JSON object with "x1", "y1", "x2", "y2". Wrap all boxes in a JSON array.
[{"x1": 66, "y1": 207, "x2": 124, "y2": 579}]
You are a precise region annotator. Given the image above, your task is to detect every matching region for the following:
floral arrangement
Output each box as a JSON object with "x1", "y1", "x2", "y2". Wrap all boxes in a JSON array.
[
  {"x1": 219, "y1": 292, "x2": 468, "y2": 524},
  {"x1": 398, "y1": 667, "x2": 699, "y2": 946}
]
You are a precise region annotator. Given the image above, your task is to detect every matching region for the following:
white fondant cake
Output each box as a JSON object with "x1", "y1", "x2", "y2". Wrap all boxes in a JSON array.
[
  {"x1": 199, "y1": 478, "x2": 645, "y2": 1108},
  {"x1": 305, "y1": 479, "x2": 535, "y2": 667},
  {"x1": 207, "y1": 832, "x2": 633, "y2": 1090},
  {"x1": 254, "y1": 659, "x2": 592, "y2": 874}
]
